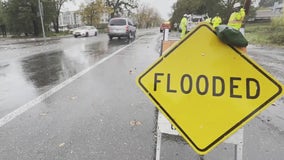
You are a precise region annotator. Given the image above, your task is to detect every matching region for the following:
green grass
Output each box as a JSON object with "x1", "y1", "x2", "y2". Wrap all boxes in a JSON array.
[
  {"x1": 46, "y1": 31, "x2": 70, "y2": 37},
  {"x1": 245, "y1": 23, "x2": 272, "y2": 45},
  {"x1": 245, "y1": 21, "x2": 284, "y2": 48}
]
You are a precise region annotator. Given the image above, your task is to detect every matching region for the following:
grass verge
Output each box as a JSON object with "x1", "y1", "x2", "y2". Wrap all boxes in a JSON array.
[{"x1": 245, "y1": 21, "x2": 284, "y2": 48}]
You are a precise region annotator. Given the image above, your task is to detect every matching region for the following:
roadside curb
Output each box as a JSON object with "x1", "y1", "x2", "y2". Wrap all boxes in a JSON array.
[
  {"x1": 0, "y1": 35, "x2": 73, "y2": 45},
  {"x1": 0, "y1": 28, "x2": 158, "y2": 46}
]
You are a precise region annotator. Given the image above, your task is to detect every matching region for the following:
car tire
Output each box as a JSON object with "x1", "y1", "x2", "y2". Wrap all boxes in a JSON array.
[
  {"x1": 133, "y1": 32, "x2": 136, "y2": 39},
  {"x1": 74, "y1": 35, "x2": 78, "y2": 38},
  {"x1": 109, "y1": 35, "x2": 113, "y2": 40},
  {"x1": 127, "y1": 32, "x2": 131, "y2": 40}
]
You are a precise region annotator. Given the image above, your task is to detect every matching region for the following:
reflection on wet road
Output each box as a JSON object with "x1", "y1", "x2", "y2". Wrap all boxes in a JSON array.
[{"x1": 0, "y1": 35, "x2": 131, "y2": 117}]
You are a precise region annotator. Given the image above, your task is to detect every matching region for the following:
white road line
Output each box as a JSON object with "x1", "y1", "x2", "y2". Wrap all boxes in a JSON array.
[{"x1": 0, "y1": 39, "x2": 140, "y2": 128}]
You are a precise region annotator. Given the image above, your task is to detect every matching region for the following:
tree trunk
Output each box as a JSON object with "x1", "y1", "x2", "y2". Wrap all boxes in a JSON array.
[
  {"x1": 33, "y1": 20, "x2": 39, "y2": 36},
  {"x1": 243, "y1": 0, "x2": 251, "y2": 15},
  {"x1": 111, "y1": 12, "x2": 115, "y2": 18},
  {"x1": 53, "y1": 17, "x2": 59, "y2": 33},
  {"x1": 31, "y1": 4, "x2": 39, "y2": 36}
]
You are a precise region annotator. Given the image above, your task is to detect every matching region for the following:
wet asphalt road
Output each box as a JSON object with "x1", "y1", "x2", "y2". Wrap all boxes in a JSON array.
[
  {"x1": 0, "y1": 30, "x2": 284, "y2": 160},
  {"x1": 0, "y1": 31, "x2": 160, "y2": 160},
  {"x1": 0, "y1": 34, "x2": 136, "y2": 118}
]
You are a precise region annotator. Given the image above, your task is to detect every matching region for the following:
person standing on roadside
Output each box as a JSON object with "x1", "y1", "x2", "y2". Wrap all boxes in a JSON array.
[
  {"x1": 227, "y1": 2, "x2": 245, "y2": 31},
  {"x1": 227, "y1": 2, "x2": 247, "y2": 53},
  {"x1": 179, "y1": 14, "x2": 188, "y2": 39},
  {"x1": 212, "y1": 13, "x2": 222, "y2": 29}
]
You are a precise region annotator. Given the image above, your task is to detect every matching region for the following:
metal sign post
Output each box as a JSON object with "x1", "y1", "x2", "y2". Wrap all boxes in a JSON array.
[{"x1": 160, "y1": 29, "x2": 169, "y2": 56}]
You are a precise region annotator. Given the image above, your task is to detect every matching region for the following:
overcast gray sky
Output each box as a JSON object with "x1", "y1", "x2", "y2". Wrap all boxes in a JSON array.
[
  {"x1": 62, "y1": 0, "x2": 177, "y2": 20},
  {"x1": 141, "y1": 0, "x2": 176, "y2": 20}
]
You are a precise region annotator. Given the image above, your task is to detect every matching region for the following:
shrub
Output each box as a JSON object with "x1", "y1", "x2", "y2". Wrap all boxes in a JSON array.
[
  {"x1": 271, "y1": 17, "x2": 284, "y2": 28},
  {"x1": 269, "y1": 32, "x2": 284, "y2": 45},
  {"x1": 97, "y1": 23, "x2": 108, "y2": 33},
  {"x1": 269, "y1": 17, "x2": 284, "y2": 44},
  {"x1": 245, "y1": 23, "x2": 272, "y2": 45}
]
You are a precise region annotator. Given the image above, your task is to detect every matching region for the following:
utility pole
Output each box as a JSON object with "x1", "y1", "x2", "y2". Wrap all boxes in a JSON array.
[
  {"x1": 243, "y1": 0, "x2": 252, "y2": 16},
  {"x1": 239, "y1": 0, "x2": 251, "y2": 35},
  {"x1": 38, "y1": 0, "x2": 46, "y2": 42}
]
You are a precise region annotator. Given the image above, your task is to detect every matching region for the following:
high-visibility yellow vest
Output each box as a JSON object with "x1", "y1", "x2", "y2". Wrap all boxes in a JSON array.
[
  {"x1": 228, "y1": 8, "x2": 245, "y2": 30},
  {"x1": 180, "y1": 17, "x2": 188, "y2": 38},
  {"x1": 180, "y1": 17, "x2": 187, "y2": 29},
  {"x1": 212, "y1": 16, "x2": 222, "y2": 28}
]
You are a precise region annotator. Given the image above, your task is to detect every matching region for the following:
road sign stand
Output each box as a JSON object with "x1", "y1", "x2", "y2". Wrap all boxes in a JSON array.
[
  {"x1": 160, "y1": 29, "x2": 179, "y2": 56},
  {"x1": 155, "y1": 28, "x2": 244, "y2": 159},
  {"x1": 155, "y1": 123, "x2": 162, "y2": 160},
  {"x1": 138, "y1": 23, "x2": 283, "y2": 158},
  {"x1": 160, "y1": 29, "x2": 169, "y2": 56},
  {"x1": 155, "y1": 112, "x2": 244, "y2": 160}
]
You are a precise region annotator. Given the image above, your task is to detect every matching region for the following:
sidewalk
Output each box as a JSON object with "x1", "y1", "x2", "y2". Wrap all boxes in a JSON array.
[
  {"x1": 0, "y1": 27, "x2": 159, "y2": 46},
  {"x1": 0, "y1": 34, "x2": 72, "y2": 45}
]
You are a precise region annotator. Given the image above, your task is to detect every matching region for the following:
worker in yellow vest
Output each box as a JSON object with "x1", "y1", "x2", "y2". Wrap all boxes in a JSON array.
[
  {"x1": 179, "y1": 14, "x2": 188, "y2": 39},
  {"x1": 212, "y1": 13, "x2": 222, "y2": 29},
  {"x1": 227, "y1": 2, "x2": 245, "y2": 30},
  {"x1": 227, "y1": 2, "x2": 247, "y2": 54}
]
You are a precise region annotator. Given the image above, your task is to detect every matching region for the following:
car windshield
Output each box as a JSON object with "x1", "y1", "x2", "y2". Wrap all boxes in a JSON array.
[{"x1": 109, "y1": 19, "x2": 126, "y2": 26}]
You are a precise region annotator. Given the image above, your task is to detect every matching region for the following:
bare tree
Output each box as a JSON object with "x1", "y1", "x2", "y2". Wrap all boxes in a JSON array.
[
  {"x1": 105, "y1": 0, "x2": 138, "y2": 18},
  {"x1": 135, "y1": 3, "x2": 162, "y2": 28},
  {"x1": 79, "y1": 0, "x2": 111, "y2": 26}
]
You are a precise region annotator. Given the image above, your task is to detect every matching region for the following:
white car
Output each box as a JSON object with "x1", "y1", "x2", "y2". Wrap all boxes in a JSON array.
[{"x1": 73, "y1": 26, "x2": 98, "y2": 38}]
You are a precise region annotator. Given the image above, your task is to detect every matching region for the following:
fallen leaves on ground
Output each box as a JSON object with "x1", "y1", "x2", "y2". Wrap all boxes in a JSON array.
[
  {"x1": 59, "y1": 143, "x2": 65, "y2": 147},
  {"x1": 130, "y1": 120, "x2": 142, "y2": 126}
]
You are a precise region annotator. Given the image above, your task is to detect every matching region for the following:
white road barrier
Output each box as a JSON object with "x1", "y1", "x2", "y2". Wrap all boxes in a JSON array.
[{"x1": 155, "y1": 111, "x2": 244, "y2": 160}]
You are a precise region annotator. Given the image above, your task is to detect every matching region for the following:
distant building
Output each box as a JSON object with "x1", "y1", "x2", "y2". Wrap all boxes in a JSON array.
[
  {"x1": 100, "y1": 12, "x2": 110, "y2": 24},
  {"x1": 273, "y1": 1, "x2": 283, "y2": 14},
  {"x1": 58, "y1": 11, "x2": 110, "y2": 29},
  {"x1": 58, "y1": 11, "x2": 83, "y2": 29},
  {"x1": 58, "y1": 0, "x2": 111, "y2": 30},
  {"x1": 254, "y1": 2, "x2": 283, "y2": 22}
]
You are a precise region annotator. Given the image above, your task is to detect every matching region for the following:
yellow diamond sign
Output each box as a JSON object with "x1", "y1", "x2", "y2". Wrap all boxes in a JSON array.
[{"x1": 136, "y1": 24, "x2": 284, "y2": 155}]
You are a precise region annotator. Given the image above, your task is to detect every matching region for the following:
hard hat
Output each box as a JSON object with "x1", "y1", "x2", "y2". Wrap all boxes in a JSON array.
[
  {"x1": 183, "y1": 14, "x2": 187, "y2": 17},
  {"x1": 233, "y1": 2, "x2": 241, "y2": 8}
]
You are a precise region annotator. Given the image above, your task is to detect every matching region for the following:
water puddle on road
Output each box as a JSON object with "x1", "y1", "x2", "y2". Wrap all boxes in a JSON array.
[
  {"x1": 0, "y1": 39, "x2": 128, "y2": 117},
  {"x1": 20, "y1": 40, "x2": 127, "y2": 90}
]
